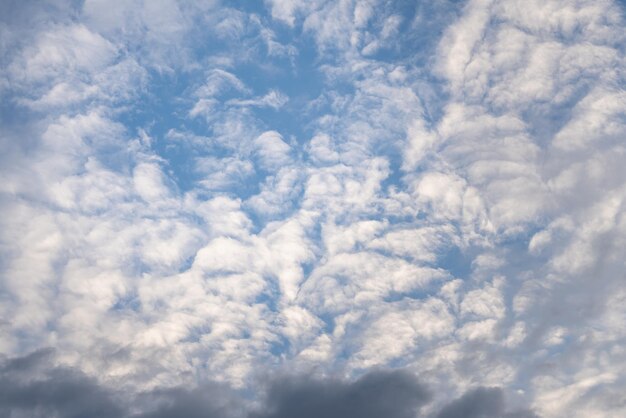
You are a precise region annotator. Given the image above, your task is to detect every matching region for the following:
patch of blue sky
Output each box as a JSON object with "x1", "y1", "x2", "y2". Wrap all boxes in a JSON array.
[
  {"x1": 378, "y1": 144, "x2": 408, "y2": 191},
  {"x1": 519, "y1": 82, "x2": 597, "y2": 148},
  {"x1": 125, "y1": 64, "x2": 326, "y2": 202},
  {"x1": 254, "y1": 290, "x2": 280, "y2": 315},
  {"x1": 437, "y1": 244, "x2": 475, "y2": 280},
  {"x1": 364, "y1": 0, "x2": 463, "y2": 64},
  {"x1": 110, "y1": 292, "x2": 142, "y2": 313},
  {"x1": 117, "y1": 79, "x2": 199, "y2": 189},
  {"x1": 110, "y1": 0, "x2": 467, "y2": 209},
  {"x1": 247, "y1": 60, "x2": 345, "y2": 149}
]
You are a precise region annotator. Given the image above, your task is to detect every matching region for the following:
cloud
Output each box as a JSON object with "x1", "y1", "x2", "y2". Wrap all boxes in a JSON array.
[
  {"x1": 0, "y1": 349, "x2": 123, "y2": 418},
  {"x1": 264, "y1": 0, "x2": 309, "y2": 27},
  {"x1": 1, "y1": 0, "x2": 626, "y2": 416},
  {"x1": 1, "y1": 350, "x2": 540, "y2": 418},
  {"x1": 350, "y1": 299, "x2": 456, "y2": 368},
  {"x1": 435, "y1": 387, "x2": 538, "y2": 418},
  {"x1": 197, "y1": 69, "x2": 250, "y2": 99},
  {"x1": 252, "y1": 369, "x2": 431, "y2": 418},
  {"x1": 0, "y1": 349, "x2": 242, "y2": 418},
  {"x1": 133, "y1": 384, "x2": 244, "y2": 418},
  {"x1": 253, "y1": 131, "x2": 292, "y2": 171},
  {"x1": 8, "y1": 23, "x2": 117, "y2": 86},
  {"x1": 228, "y1": 90, "x2": 289, "y2": 110},
  {"x1": 0, "y1": 349, "x2": 537, "y2": 418}
]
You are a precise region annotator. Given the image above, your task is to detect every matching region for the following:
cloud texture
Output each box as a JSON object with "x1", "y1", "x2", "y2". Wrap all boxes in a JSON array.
[
  {"x1": 1, "y1": 0, "x2": 625, "y2": 417},
  {"x1": 0, "y1": 349, "x2": 535, "y2": 418}
]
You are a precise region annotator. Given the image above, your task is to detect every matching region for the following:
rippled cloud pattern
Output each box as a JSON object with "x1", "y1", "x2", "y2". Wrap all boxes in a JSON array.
[{"x1": 1, "y1": 1, "x2": 625, "y2": 417}]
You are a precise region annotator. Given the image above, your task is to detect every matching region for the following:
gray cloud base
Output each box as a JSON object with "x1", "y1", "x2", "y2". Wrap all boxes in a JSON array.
[
  {"x1": 251, "y1": 369, "x2": 430, "y2": 418},
  {"x1": 0, "y1": 349, "x2": 122, "y2": 418},
  {"x1": 0, "y1": 350, "x2": 537, "y2": 418}
]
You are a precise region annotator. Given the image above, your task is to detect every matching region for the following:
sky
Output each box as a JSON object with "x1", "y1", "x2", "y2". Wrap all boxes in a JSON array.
[{"x1": 0, "y1": 0, "x2": 625, "y2": 417}]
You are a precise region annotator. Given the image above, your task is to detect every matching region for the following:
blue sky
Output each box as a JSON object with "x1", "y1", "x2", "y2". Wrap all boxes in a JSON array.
[{"x1": 1, "y1": 1, "x2": 625, "y2": 417}]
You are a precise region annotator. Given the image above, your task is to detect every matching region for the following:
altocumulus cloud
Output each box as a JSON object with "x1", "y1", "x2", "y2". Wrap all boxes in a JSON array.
[{"x1": 1, "y1": 0, "x2": 626, "y2": 417}]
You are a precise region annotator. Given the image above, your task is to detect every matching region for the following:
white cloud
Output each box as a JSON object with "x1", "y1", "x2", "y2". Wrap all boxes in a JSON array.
[
  {"x1": 228, "y1": 90, "x2": 289, "y2": 109},
  {"x1": 196, "y1": 156, "x2": 255, "y2": 191},
  {"x1": 253, "y1": 131, "x2": 292, "y2": 171},
  {"x1": 460, "y1": 277, "x2": 506, "y2": 319},
  {"x1": 265, "y1": 0, "x2": 309, "y2": 26},
  {"x1": 306, "y1": 133, "x2": 339, "y2": 165},
  {"x1": 352, "y1": 298, "x2": 455, "y2": 368},
  {"x1": 299, "y1": 251, "x2": 449, "y2": 314},
  {"x1": 8, "y1": 23, "x2": 117, "y2": 87},
  {"x1": 246, "y1": 167, "x2": 303, "y2": 216},
  {"x1": 197, "y1": 69, "x2": 250, "y2": 98},
  {"x1": 133, "y1": 162, "x2": 173, "y2": 203}
]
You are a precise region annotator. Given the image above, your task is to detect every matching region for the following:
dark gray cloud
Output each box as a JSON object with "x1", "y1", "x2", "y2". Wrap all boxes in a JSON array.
[
  {"x1": 0, "y1": 348, "x2": 123, "y2": 418},
  {"x1": 132, "y1": 384, "x2": 244, "y2": 418},
  {"x1": 252, "y1": 369, "x2": 431, "y2": 418},
  {"x1": 0, "y1": 350, "x2": 539, "y2": 418},
  {"x1": 0, "y1": 348, "x2": 239, "y2": 418},
  {"x1": 436, "y1": 387, "x2": 538, "y2": 418}
]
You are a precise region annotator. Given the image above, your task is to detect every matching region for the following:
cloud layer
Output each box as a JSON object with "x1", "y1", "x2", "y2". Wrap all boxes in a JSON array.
[
  {"x1": 0, "y1": 349, "x2": 535, "y2": 418},
  {"x1": 1, "y1": 0, "x2": 625, "y2": 417}
]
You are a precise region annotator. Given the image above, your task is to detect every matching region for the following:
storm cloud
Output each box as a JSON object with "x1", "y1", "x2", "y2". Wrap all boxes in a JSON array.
[
  {"x1": 252, "y1": 369, "x2": 431, "y2": 418},
  {"x1": 0, "y1": 350, "x2": 539, "y2": 418},
  {"x1": 0, "y1": 349, "x2": 122, "y2": 418}
]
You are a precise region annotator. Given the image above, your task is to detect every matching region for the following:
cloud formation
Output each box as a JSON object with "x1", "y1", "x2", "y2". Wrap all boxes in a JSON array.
[
  {"x1": 253, "y1": 369, "x2": 430, "y2": 418},
  {"x1": 1, "y1": 0, "x2": 625, "y2": 417},
  {"x1": 0, "y1": 349, "x2": 122, "y2": 418},
  {"x1": 0, "y1": 350, "x2": 537, "y2": 418},
  {"x1": 435, "y1": 387, "x2": 538, "y2": 418}
]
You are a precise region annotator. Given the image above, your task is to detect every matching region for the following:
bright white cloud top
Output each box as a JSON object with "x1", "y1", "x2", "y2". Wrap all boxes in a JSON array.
[{"x1": 0, "y1": 1, "x2": 625, "y2": 417}]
